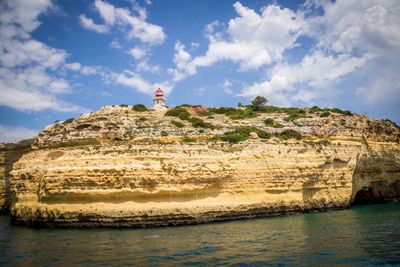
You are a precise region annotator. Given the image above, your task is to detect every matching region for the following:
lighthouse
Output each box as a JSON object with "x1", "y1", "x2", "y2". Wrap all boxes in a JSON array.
[{"x1": 152, "y1": 88, "x2": 166, "y2": 108}]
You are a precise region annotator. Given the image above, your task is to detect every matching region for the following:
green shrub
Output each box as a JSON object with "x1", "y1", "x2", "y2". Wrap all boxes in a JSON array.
[
  {"x1": 165, "y1": 107, "x2": 190, "y2": 120},
  {"x1": 219, "y1": 126, "x2": 270, "y2": 144},
  {"x1": 171, "y1": 120, "x2": 184, "y2": 128},
  {"x1": 264, "y1": 118, "x2": 274, "y2": 126},
  {"x1": 138, "y1": 117, "x2": 147, "y2": 121},
  {"x1": 132, "y1": 104, "x2": 148, "y2": 112},
  {"x1": 255, "y1": 129, "x2": 271, "y2": 139},
  {"x1": 188, "y1": 117, "x2": 215, "y2": 129},
  {"x1": 251, "y1": 96, "x2": 268, "y2": 111},
  {"x1": 208, "y1": 106, "x2": 258, "y2": 120},
  {"x1": 182, "y1": 137, "x2": 196, "y2": 143},
  {"x1": 340, "y1": 119, "x2": 346, "y2": 126},
  {"x1": 331, "y1": 108, "x2": 343, "y2": 114},
  {"x1": 320, "y1": 112, "x2": 330, "y2": 118},
  {"x1": 284, "y1": 113, "x2": 306, "y2": 122},
  {"x1": 309, "y1": 106, "x2": 322, "y2": 113},
  {"x1": 280, "y1": 129, "x2": 302, "y2": 140},
  {"x1": 272, "y1": 123, "x2": 283, "y2": 128},
  {"x1": 208, "y1": 107, "x2": 237, "y2": 115},
  {"x1": 160, "y1": 131, "x2": 168, "y2": 136},
  {"x1": 64, "y1": 118, "x2": 74, "y2": 124},
  {"x1": 119, "y1": 104, "x2": 128, "y2": 107},
  {"x1": 178, "y1": 111, "x2": 190, "y2": 120},
  {"x1": 197, "y1": 110, "x2": 210, "y2": 116},
  {"x1": 329, "y1": 108, "x2": 352, "y2": 116},
  {"x1": 229, "y1": 109, "x2": 258, "y2": 120},
  {"x1": 258, "y1": 105, "x2": 284, "y2": 113},
  {"x1": 221, "y1": 134, "x2": 248, "y2": 144},
  {"x1": 178, "y1": 104, "x2": 201, "y2": 108}
]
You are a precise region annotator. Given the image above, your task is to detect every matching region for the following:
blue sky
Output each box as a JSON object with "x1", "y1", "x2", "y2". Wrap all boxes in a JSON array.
[{"x1": 0, "y1": 0, "x2": 399, "y2": 142}]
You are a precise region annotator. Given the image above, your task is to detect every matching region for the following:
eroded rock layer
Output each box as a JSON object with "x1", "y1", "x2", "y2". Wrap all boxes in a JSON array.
[{"x1": 1, "y1": 105, "x2": 399, "y2": 227}]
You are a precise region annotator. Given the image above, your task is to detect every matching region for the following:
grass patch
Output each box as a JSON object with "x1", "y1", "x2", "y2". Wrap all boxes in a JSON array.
[
  {"x1": 182, "y1": 137, "x2": 196, "y2": 143},
  {"x1": 160, "y1": 131, "x2": 168, "y2": 136},
  {"x1": 119, "y1": 104, "x2": 128, "y2": 107}
]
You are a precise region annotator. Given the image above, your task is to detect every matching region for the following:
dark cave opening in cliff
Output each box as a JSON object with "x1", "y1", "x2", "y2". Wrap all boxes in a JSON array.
[{"x1": 353, "y1": 187, "x2": 387, "y2": 205}]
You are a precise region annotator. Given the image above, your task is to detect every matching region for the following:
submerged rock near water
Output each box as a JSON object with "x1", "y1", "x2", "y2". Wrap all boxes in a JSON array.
[{"x1": 1, "y1": 105, "x2": 399, "y2": 227}]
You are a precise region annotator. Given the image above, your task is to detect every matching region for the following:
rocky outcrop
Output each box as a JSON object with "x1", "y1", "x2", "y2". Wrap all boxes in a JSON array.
[{"x1": 1, "y1": 105, "x2": 399, "y2": 227}]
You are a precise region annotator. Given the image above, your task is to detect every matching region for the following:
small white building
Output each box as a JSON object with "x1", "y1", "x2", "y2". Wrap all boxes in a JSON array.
[{"x1": 152, "y1": 88, "x2": 166, "y2": 108}]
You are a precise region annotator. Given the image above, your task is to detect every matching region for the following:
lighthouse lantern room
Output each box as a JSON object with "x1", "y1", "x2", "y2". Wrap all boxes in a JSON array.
[{"x1": 152, "y1": 88, "x2": 166, "y2": 108}]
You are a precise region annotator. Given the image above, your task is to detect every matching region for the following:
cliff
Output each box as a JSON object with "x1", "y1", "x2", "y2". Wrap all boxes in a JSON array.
[{"x1": 1, "y1": 105, "x2": 399, "y2": 227}]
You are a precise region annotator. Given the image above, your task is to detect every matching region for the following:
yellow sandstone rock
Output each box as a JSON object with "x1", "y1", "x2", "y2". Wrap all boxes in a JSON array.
[{"x1": 1, "y1": 105, "x2": 399, "y2": 227}]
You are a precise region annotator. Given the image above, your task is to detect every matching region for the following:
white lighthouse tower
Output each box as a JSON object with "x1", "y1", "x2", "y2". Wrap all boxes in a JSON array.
[{"x1": 152, "y1": 88, "x2": 166, "y2": 108}]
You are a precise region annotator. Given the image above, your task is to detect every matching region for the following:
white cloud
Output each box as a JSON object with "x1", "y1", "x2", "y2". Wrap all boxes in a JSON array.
[
  {"x1": 81, "y1": 66, "x2": 98, "y2": 75},
  {"x1": 169, "y1": 2, "x2": 304, "y2": 80},
  {"x1": 78, "y1": 14, "x2": 108, "y2": 33},
  {"x1": 0, "y1": 0, "x2": 52, "y2": 33},
  {"x1": 81, "y1": 0, "x2": 166, "y2": 45},
  {"x1": 196, "y1": 87, "x2": 206, "y2": 96},
  {"x1": 110, "y1": 39, "x2": 122, "y2": 49},
  {"x1": 168, "y1": 0, "x2": 399, "y2": 111},
  {"x1": 0, "y1": 124, "x2": 39, "y2": 143},
  {"x1": 235, "y1": 0, "x2": 400, "y2": 107},
  {"x1": 115, "y1": 70, "x2": 173, "y2": 95},
  {"x1": 128, "y1": 47, "x2": 146, "y2": 60},
  {"x1": 169, "y1": 41, "x2": 195, "y2": 81},
  {"x1": 222, "y1": 80, "x2": 233, "y2": 94},
  {"x1": 49, "y1": 79, "x2": 70, "y2": 93},
  {"x1": 136, "y1": 59, "x2": 160, "y2": 73},
  {"x1": 0, "y1": 0, "x2": 87, "y2": 113},
  {"x1": 65, "y1": 62, "x2": 81, "y2": 71},
  {"x1": 240, "y1": 51, "x2": 373, "y2": 99},
  {"x1": 94, "y1": 0, "x2": 116, "y2": 25}
]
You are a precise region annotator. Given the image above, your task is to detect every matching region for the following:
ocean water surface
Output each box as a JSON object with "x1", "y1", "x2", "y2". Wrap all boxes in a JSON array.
[{"x1": 0, "y1": 203, "x2": 399, "y2": 266}]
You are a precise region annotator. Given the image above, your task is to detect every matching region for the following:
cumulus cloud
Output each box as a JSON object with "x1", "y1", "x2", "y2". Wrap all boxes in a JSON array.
[
  {"x1": 240, "y1": 0, "x2": 400, "y2": 107},
  {"x1": 81, "y1": 0, "x2": 166, "y2": 45},
  {"x1": 169, "y1": 0, "x2": 399, "y2": 112},
  {"x1": 221, "y1": 80, "x2": 233, "y2": 95},
  {"x1": 110, "y1": 39, "x2": 122, "y2": 49},
  {"x1": 65, "y1": 62, "x2": 81, "y2": 71},
  {"x1": 0, "y1": 0, "x2": 86, "y2": 112},
  {"x1": 0, "y1": 124, "x2": 39, "y2": 143},
  {"x1": 170, "y1": 2, "x2": 304, "y2": 81},
  {"x1": 115, "y1": 70, "x2": 173, "y2": 95},
  {"x1": 128, "y1": 47, "x2": 146, "y2": 60},
  {"x1": 136, "y1": 59, "x2": 160, "y2": 73},
  {"x1": 78, "y1": 14, "x2": 108, "y2": 33}
]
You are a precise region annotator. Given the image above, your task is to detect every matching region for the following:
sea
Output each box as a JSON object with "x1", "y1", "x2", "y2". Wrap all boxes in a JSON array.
[{"x1": 0, "y1": 203, "x2": 399, "y2": 266}]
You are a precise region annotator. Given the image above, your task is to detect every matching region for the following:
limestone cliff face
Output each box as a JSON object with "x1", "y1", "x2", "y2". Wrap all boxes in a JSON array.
[{"x1": 1, "y1": 105, "x2": 399, "y2": 227}]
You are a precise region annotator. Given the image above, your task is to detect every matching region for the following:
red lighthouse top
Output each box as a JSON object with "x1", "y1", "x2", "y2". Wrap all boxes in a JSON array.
[{"x1": 155, "y1": 88, "x2": 164, "y2": 97}]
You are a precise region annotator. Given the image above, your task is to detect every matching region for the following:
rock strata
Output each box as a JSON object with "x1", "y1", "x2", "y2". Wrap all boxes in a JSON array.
[{"x1": 1, "y1": 105, "x2": 399, "y2": 227}]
